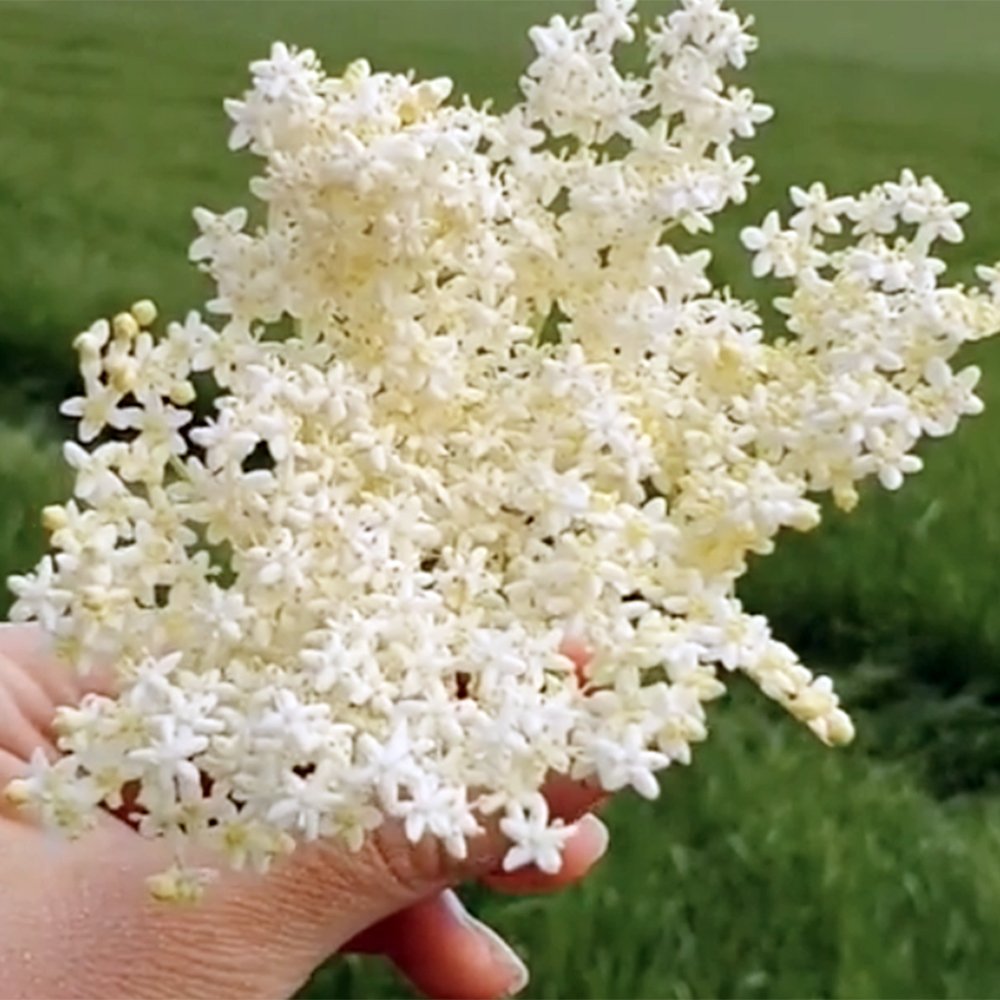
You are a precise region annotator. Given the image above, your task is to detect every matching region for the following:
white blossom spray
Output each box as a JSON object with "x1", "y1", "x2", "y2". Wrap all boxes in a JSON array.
[{"x1": 7, "y1": 0, "x2": 1000, "y2": 896}]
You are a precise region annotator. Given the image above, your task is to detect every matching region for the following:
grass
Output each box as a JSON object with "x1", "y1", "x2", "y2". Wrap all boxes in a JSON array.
[
  {"x1": 3, "y1": 1, "x2": 1000, "y2": 997},
  {"x1": 0, "y1": 422, "x2": 69, "y2": 593}
]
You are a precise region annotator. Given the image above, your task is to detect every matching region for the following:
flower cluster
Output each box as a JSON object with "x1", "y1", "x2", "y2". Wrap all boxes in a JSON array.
[{"x1": 7, "y1": 0, "x2": 1000, "y2": 893}]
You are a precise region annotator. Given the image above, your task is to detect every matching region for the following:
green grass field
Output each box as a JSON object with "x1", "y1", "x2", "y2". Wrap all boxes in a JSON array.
[{"x1": 3, "y1": 1, "x2": 1000, "y2": 997}]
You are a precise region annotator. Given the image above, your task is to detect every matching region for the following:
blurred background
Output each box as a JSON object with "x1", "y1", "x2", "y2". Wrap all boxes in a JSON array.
[{"x1": 2, "y1": 1, "x2": 1000, "y2": 996}]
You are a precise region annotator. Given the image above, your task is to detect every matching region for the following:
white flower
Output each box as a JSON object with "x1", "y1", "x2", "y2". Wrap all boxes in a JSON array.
[
  {"x1": 895, "y1": 172, "x2": 969, "y2": 246},
  {"x1": 4, "y1": 749, "x2": 101, "y2": 838},
  {"x1": 789, "y1": 182, "x2": 847, "y2": 235},
  {"x1": 59, "y1": 375, "x2": 125, "y2": 443},
  {"x1": 397, "y1": 778, "x2": 482, "y2": 859},
  {"x1": 147, "y1": 864, "x2": 217, "y2": 904},
  {"x1": 976, "y1": 262, "x2": 1000, "y2": 300},
  {"x1": 267, "y1": 760, "x2": 346, "y2": 842},
  {"x1": 7, "y1": 0, "x2": 999, "y2": 892},
  {"x1": 741, "y1": 211, "x2": 794, "y2": 278},
  {"x1": 356, "y1": 722, "x2": 431, "y2": 808},
  {"x1": 847, "y1": 189, "x2": 899, "y2": 236},
  {"x1": 8, "y1": 556, "x2": 71, "y2": 629},
  {"x1": 586, "y1": 725, "x2": 669, "y2": 799},
  {"x1": 189, "y1": 207, "x2": 248, "y2": 263},
  {"x1": 500, "y1": 794, "x2": 577, "y2": 874},
  {"x1": 129, "y1": 716, "x2": 209, "y2": 793},
  {"x1": 62, "y1": 441, "x2": 126, "y2": 504},
  {"x1": 249, "y1": 42, "x2": 321, "y2": 102}
]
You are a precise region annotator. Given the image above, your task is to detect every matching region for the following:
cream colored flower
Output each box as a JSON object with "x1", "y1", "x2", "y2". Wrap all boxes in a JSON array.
[{"x1": 7, "y1": 0, "x2": 999, "y2": 886}]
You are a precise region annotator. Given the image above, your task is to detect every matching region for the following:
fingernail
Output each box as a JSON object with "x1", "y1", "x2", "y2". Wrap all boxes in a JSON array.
[
  {"x1": 441, "y1": 889, "x2": 530, "y2": 996},
  {"x1": 575, "y1": 813, "x2": 610, "y2": 865}
]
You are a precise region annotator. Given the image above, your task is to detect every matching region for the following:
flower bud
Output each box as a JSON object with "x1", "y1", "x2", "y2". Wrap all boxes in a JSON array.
[
  {"x1": 107, "y1": 358, "x2": 137, "y2": 393},
  {"x1": 169, "y1": 381, "x2": 197, "y2": 406},
  {"x1": 113, "y1": 312, "x2": 140, "y2": 340},
  {"x1": 3, "y1": 779, "x2": 31, "y2": 807},
  {"x1": 42, "y1": 505, "x2": 68, "y2": 532},
  {"x1": 131, "y1": 299, "x2": 158, "y2": 327}
]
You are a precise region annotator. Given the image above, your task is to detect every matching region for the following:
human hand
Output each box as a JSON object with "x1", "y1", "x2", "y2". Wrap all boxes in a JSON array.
[{"x1": 0, "y1": 624, "x2": 609, "y2": 1000}]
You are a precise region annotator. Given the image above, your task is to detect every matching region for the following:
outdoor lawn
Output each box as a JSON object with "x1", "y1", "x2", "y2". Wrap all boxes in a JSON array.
[{"x1": 2, "y1": 2, "x2": 1000, "y2": 997}]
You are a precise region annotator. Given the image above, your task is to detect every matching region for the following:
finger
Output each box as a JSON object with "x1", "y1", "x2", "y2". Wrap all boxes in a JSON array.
[
  {"x1": 542, "y1": 773, "x2": 608, "y2": 822},
  {"x1": 481, "y1": 812, "x2": 608, "y2": 895},
  {"x1": 0, "y1": 625, "x2": 79, "y2": 707},
  {"x1": 349, "y1": 769, "x2": 613, "y2": 906},
  {"x1": 0, "y1": 681, "x2": 58, "y2": 765},
  {"x1": 348, "y1": 889, "x2": 528, "y2": 1000},
  {"x1": 0, "y1": 624, "x2": 115, "y2": 703},
  {"x1": 0, "y1": 646, "x2": 59, "y2": 731},
  {"x1": 345, "y1": 812, "x2": 608, "y2": 999}
]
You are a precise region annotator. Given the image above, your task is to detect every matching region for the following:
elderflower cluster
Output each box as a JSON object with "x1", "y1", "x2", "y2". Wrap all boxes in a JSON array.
[{"x1": 7, "y1": 0, "x2": 1000, "y2": 892}]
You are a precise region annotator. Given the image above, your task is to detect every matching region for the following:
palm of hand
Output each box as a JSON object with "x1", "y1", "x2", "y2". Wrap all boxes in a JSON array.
[{"x1": 0, "y1": 625, "x2": 608, "y2": 1000}]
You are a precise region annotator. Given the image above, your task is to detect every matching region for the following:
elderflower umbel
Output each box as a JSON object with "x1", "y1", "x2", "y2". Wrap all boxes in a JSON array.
[{"x1": 6, "y1": 0, "x2": 1000, "y2": 895}]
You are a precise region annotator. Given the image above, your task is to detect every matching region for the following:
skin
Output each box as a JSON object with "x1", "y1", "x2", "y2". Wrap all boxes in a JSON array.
[{"x1": 0, "y1": 624, "x2": 609, "y2": 1000}]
